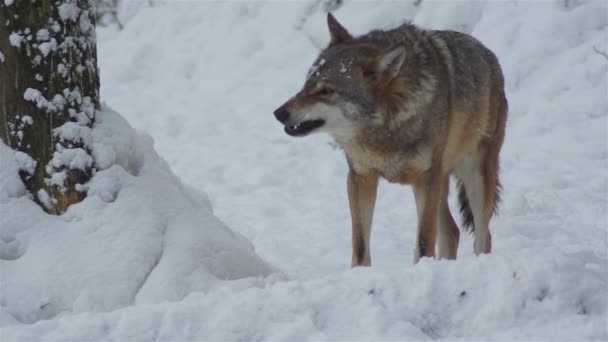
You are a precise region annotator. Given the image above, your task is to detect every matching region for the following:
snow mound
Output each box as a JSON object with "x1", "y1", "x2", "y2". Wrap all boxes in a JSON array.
[
  {"x1": 0, "y1": 106, "x2": 274, "y2": 326},
  {"x1": 1, "y1": 253, "x2": 606, "y2": 341}
]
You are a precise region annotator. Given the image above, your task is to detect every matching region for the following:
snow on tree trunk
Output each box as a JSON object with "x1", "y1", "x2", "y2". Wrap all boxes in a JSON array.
[{"x1": 0, "y1": 0, "x2": 100, "y2": 214}]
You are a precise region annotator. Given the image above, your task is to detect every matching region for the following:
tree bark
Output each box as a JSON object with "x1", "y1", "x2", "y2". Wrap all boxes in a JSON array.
[{"x1": 0, "y1": 0, "x2": 100, "y2": 214}]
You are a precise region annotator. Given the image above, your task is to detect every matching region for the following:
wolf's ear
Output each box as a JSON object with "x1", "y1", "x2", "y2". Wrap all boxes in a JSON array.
[
  {"x1": 327, "y1": 13, "x2": 352, "y2": 45},
  {"x1": 377, "y1": 45, "x2": 406, "y2": 78}
]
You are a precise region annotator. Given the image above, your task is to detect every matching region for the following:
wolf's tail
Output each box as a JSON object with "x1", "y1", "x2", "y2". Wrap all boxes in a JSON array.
[{"x1": 457, "y1": 178, "x2": 502, "y2": 234}]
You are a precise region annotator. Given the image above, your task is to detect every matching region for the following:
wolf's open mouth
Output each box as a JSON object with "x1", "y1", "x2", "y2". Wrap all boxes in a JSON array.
[{"x1": 284, "y1": 120, "x2": 325, "y2": 137}]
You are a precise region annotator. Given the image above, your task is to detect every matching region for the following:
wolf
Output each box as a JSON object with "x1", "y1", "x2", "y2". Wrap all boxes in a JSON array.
[{"x1": 273, "y1": 13, "x2": 507, "y2": 266}]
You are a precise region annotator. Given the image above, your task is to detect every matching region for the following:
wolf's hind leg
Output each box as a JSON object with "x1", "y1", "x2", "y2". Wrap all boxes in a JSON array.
[
  {"x1": 456, "y1": 147, "x2": 495, "y2": 255},
  {"x1": 437, "y1": 176, "x2": 459, "y2": 259}
]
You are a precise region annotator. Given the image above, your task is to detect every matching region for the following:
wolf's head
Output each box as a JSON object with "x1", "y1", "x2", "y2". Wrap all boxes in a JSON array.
[{"x1": 274, "y1": 13, "x2": 406, "y2": 139}]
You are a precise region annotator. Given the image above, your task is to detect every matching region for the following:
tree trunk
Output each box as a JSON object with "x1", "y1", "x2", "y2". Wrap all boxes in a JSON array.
[{"x1": 0, "y1": 0, "x2": 100, "y2": 214}]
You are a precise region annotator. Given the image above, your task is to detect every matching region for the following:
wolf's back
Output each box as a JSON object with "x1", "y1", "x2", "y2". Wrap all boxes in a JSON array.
[{"x1": 359, "y1": 24, "x2": 505, "y2": 106}]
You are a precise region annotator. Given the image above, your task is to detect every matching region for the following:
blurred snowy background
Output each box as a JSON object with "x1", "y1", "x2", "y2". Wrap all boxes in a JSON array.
[{"x1": 1, "y1": 0, "x2": 607, "y2": 340}]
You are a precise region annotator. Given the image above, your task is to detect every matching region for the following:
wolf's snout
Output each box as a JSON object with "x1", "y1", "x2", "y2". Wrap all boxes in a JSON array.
[{"x1": 274, "y1": 106, "x2": 290, "y2": 124}]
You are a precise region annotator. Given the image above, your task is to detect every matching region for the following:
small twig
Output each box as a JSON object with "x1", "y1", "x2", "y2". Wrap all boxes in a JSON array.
[
  {"x1": 112, "y1": 10, "x2": 123, "y2": 30},
  {"x1": 112, "y1": 0, "x2": 123, "y2": 30},
  {"x1": 593, "y1": 45, "x2": 608, "y2": 61}
]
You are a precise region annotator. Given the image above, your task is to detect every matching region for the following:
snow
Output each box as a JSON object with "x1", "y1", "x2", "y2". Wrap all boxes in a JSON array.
[
  {"x1": 57, "y1": 63, "x2": 68, "y2": 77},
  {"x1": 37, "y1": 38, "x2": 57, "y2": 57},
  {"x1": 45, "y1": 169, "x2": 67, "y2": 188},
  {"x1": 47, "y1": 146, "x2": 93, "y2": 171},
  {"x1": 8, "y1": 32, "x2": 23, "y2": 47},
  {"x1": 20, "y1": 115, "x2": 33, "y2": 126},
  {"x1": 36, "y1": 188, "x2": 55, "y2": 210},
  {"x1": 58, "y1": 2, "x2": 81, "y2": 22},
  {"x1": 78, "y1": 8, "x2": 94, "y2": 34},
  {"x1": 35, "y1": 29, "x2": 50, "y2": 42},
  {"x1": 0, "y1": 105, "x2": 273, "y2": 326},
  {"x1": 3, "y1": 0, "x2": 14, "y2": 6},
  {"x1": 13, "y1": 151, "x2": 36, "y2": 177},
  {"x1": 53, "y1": 122, "x2": 92, "y2": 145},
  {"x1": 51, "y1": 93, "x2": 66, "y2": 110},
  {"x1": 23, "y1": 88, "x2": 57, "y2": 112},
  {"x1": 1, "y1": 0, "x2": 607, "y2": 340},
  {"x1": 307, "y1": 58, "x2": 325, "y2": 79},
  {"x1": 0, "y1": 146, "x2": 27, "y2": 202}
]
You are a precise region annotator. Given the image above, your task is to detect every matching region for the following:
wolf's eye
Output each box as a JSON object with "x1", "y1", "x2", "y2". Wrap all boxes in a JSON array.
[
  {"x1": 362, "y1": 69, "x2": 377, "y2": 80},
  {"x1": 317, "y1": 87, "x2": 335, "y2": 96}
]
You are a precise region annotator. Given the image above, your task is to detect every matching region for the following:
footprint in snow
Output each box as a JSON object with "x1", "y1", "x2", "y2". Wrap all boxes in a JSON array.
[{"x1": 0, "y1": 235, "x2": 26, "y2": 261}]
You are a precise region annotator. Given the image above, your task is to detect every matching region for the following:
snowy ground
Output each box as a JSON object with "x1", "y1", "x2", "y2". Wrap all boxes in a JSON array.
[{"x1": 1, "y1": 0, "x2": 607, "y2": 340}]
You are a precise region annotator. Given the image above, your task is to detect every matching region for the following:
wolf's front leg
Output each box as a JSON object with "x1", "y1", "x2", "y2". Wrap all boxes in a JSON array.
[
  {"x1": 347, "y1": 170, "x2": 378, "y2": 267},
  {"x1": 412, "y1": 168, "x2": 444, "y2": 263}
]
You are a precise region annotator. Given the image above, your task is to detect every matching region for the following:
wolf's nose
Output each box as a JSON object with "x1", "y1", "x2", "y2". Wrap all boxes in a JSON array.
[{"x1": 274, "y1": 106, "x2": 290, "y2": 124}]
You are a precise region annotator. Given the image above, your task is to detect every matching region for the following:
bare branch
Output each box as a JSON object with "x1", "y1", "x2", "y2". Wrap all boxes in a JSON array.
[{"x1": 593, "y1": 45, "x2": 608, "y2": 62}]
